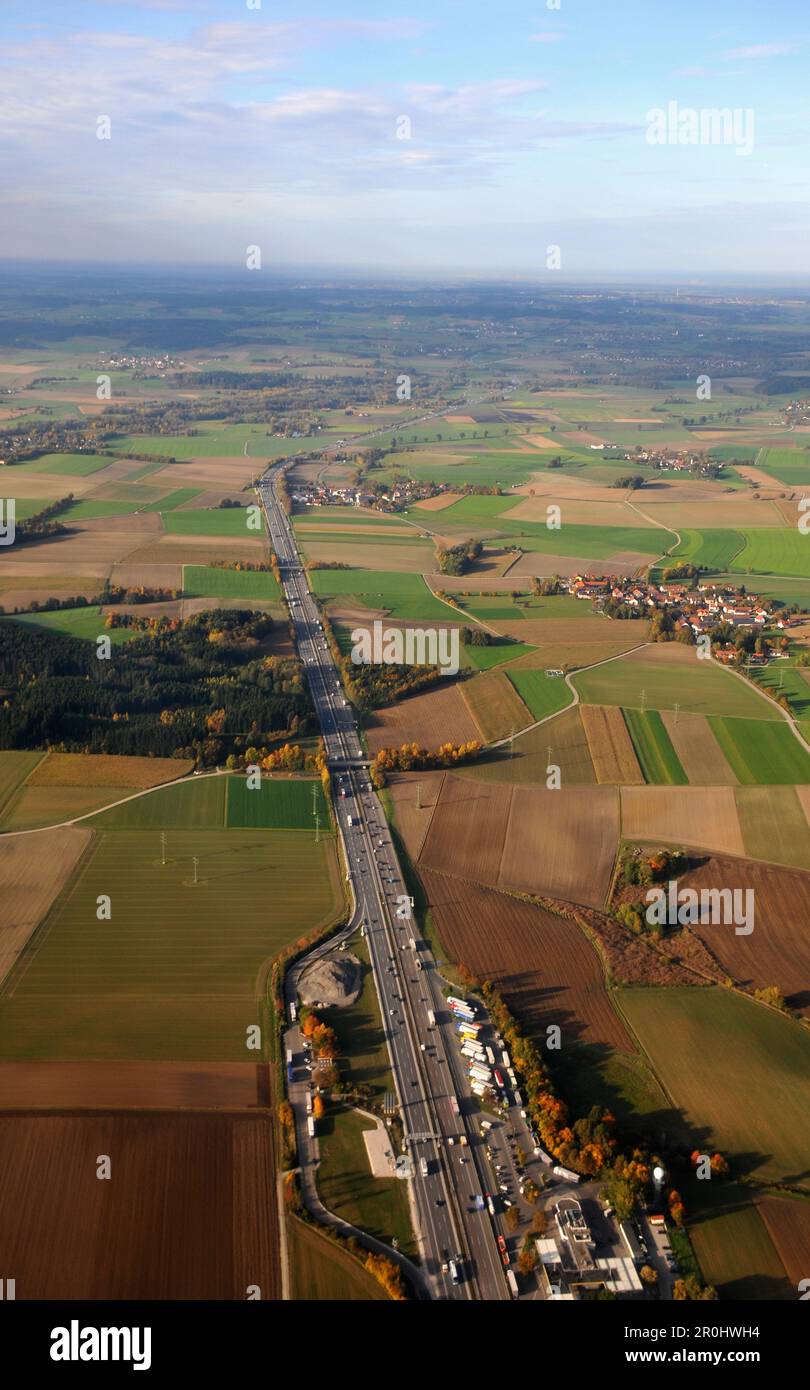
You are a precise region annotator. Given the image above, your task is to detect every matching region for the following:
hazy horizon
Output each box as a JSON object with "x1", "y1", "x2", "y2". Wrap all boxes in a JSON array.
[{"x1": 1, "y1": 0, "x2": 808, "y2": 280}]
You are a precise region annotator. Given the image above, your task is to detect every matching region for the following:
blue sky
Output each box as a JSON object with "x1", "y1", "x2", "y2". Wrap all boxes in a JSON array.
[{"x1": 1, "y1": 0, "x2": 808, "y2": 278}]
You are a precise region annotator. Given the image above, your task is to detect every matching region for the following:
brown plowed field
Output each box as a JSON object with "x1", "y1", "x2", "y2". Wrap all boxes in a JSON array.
[
  {"x1": 419, "y1": 775, "x2": 619, "y2": 909},
  {"x1": 365, "y1": 681, "x2": 483, "y2": 754},
  {"x1": 0, "y1": 827, "x2": 92, "y2": 988},
  {"x1": 419, "y1": 869, "x2": 632, "y2": 1051},
  {"x1": 757, "y1": 1197, "x2": 810, "y2": 1286},
  {"x1": 581, "y1": 704, "x2": 643, "y2": 783},
  {"x1": 0, "y1": 1061, "x2": 269, "y2": 1109},
  {"x1": 621, "y1": 786, "x2": 745, "y2": 857},
  {"x1": 501, "y1": 785, "x2": 619, "y2": 908},
  {"x1": 0, "y1": 1111, "x2": 280, "y2": 1299},
  {"x1": 386, "y1": 771, "x2": 446, "y2": 861},
  {"x1": 419, "y1": 777, "x2": 513, "y2": 886},
  {"x1": 679, "y1": 854, "x2": 810, "y2": 1014},
  {"x1": 660, "y1": 711, "x2": 737, "y2": 785},
  {"x1": 460, "y1": 669, "x2": 531, "y2": 742}
]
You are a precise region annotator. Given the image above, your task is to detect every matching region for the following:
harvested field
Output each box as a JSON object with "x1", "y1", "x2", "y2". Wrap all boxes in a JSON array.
[
  {"x1": 508, "y1": 497, "x2": 656, "y2": 528},
  {"x1": 386, "y1": 771, "x2": 446, "y2": 861},
  {"x1": 288, "y1": 1216, "x2": 388, "y2": 1301},
  {"x1": 460, "y1": 669, "x2": 532, "y2": 742},
  {"x1": 365, "y1": 681, "x2": 482, "y2": 754},
  {"x1": 500, "y1": 785, "x2": 619, "y2": 908},
  {"x1": 419, "y1": 869, "x2": 632, "y2": 1052},
  {"x1": 412, "y1": 492, "x2": 464, "y2": 511},
  {"x1": 620, "y1": 786, "x2": 745, "y2": 856},
  {"x1": 111, "y1": 562, "x2": 183, "y2": 591},
  {"x1": 27, "y1": 752, "x2": 193, "y2": 789},
  {"x1": 510, "y1": 635, "x2": 650, "y2": 672},
  {"x1": 736, "y1": 786, "x2": 810, "y2": 870},
  {"x1": 757, "y1": 1197, "x2": 810, "y2": 1287},
  {"x1": 507, "y1": 551, "x2": 645, "y2": 580},
  {"x1": 2, "y1": 527, "x2": 148, "y2": 569},
  {"x1": 488, "y1": 616, "x2": 625, "y2": 647},
  {"x1": 0, "y1": 786, "x2": 136, "y2": 831},
  {"x1": 0, "y1": 1112, "x2": 280, "y2": 1299},
  {"x1": 419, "y1": 777, "x2": 513, "y2": 886},
  {"x1": 0, "y1": 1060, "x2": 269, "y2": 1109},
  {"x1": 581, "y1": 705, "x2": 643, "y2": 784},
  {"x1": 302, "y1": 540, "x2": 436, "y2": 572},
  {"x1": 459, "y1": 706, "x2": 597, "y2": 786},
  {"x1": 0, "y1": 827, "x2": 92, "y2": 988},
  {"x1": 660, "y1": 711, "x2": 737, "y2": 785},
  {"x1": 419, "y1": 775, "x2": 619, "y2": 909},
  {"x1": 678, "y1": 853, "x2": 810, "y2": 1014}
]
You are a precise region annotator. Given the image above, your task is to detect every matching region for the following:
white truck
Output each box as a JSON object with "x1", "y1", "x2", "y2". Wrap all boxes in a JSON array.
[{"x1": 419, "y1": 1157, "x2": 429, "y2": 1177}]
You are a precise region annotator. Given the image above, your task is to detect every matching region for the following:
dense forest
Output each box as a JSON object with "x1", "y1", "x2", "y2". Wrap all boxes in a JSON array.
[{"x1": 0, "y1": 610, "x2": 313, "y2": 763}]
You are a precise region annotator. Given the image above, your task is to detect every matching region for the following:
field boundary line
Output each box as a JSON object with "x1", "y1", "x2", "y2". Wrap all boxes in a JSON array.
[{"x1": 488, "y1": 639, "x2": 651, "y2": 750}]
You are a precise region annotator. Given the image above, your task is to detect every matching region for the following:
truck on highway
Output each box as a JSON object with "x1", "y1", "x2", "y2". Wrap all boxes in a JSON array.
[
  {"x1": 427, "y1": 1009, "x2": 436, "y2": 1028},
  {"x1": 506, "y1": 1270, "x2": 519, "y2": 1299},
  {"x1": 307, "y1": 1117, "x2": 315, "y2": 1139},
  {"x1": 305, "y1": 1093, "x2": 313, "y2": 1116},
  {"x1": 409, "y1": 937, "x2": 417, "y2": 952},
  {"x1": 285, "y1": 1048, "x2": 293, "y2": 1066},
  {"x1": 448, "y1": 1259, "x2": 460, "y2": 1285},
  {"x1": 419, "y1": 1157, "x2": 429, "y2": 1177},
  {"x1": 347, "y1": 815, "x2": 354, "y2": 826},
  {"x1": 450, "y1": 1095, "x2": 460, "y2": 1116}
]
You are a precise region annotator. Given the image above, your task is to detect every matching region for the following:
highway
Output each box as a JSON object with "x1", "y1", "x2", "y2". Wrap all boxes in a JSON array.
[{"x1": 259, "y1": 467, "x2": 508, "y2": 1301}]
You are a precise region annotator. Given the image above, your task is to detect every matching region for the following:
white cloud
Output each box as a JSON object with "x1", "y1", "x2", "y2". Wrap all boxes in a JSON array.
[{"x1": 721, "y1": 42, "x2": 798, "y2": 61}]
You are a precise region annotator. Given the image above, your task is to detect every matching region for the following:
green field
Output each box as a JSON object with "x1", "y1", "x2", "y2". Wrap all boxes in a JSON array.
[
  {"x1": 506, "y1": 669, "x2": 573, "y2": 722},
  {"x1": 711, "y1": 573, "x2": 810, "y2": 607},
  {"x1": 736, "y1": 786, "x2": 810, "y2": 869},
  {"x1": 733, "y1": 528, "x2": 810, "y2": 578},
  {"x1": 667, "y1": 528, "x2": 745, "y2": 571},
  {"x1": 709, "y1": 716, "x2": 810, "y2": 783},
  {"x1": 11, "y1": 453, "x2": 119, "y2": 476},
  {"x1": 182, "y1": 564, "x2": 281, "y2": 601},
  {"x1": 92, "y1": 776, "x2": 225, "y2": 829},
  {"x1": 287, "y1": 1217, "x2": 389, "y2": 1301},
  {"x1": 0, "y1": 750, "x2": 45, "y2": 814},
  {"x1": 4, "y1": 608, "x2": 137, "y2": 645},
  {"x1": 0, "y1": 497, "x2": 56, "y2": 520},
  {"x1": 749, "y1": 663, "x2": 810, "y2": 721},
  {"x1": 755, "y1": 448, "x2": 810, "y2": 487},
  {"x1": 163, "y1": 507, "x2": 264, "y2": 537},
  {"x1": 327, "y1": 936, "x2": 394, "y2": 1103},
  {"x1": 687, "y1": 1184, "x2": 792, "y2": 1301},
  {"x1": 311, "y1": 569, "x2": 452, "y2": 621},
  {"x1": 225, "y1": 776, "x2": 329, "y2": 830},
  {"x1": 316, "y1": 1106, "x2": 415, "y2": 1256},
  {"x1": 0, "y1": 826, "x2": 342, "y2": 1061},
  {"x1": 572, "y1": 653, "x2": 780, "y2": 720},
  {"x1": 623, "y1": 707, "x2": 688, "y2": 784},
  {"x1": 618, "y1": 986, "x2": 810, "y2": 1187},
  {"x1": 464, "y1": 640, "x2": 536, "y2": 671},
  {"x1": 143, "y1": 488, "x2": 203, "y2": 512},
  {"x1": 438, "y1": 494, "x2": 523, "y2": 519},
  {"x1": 54, "y1": 499, "x2": 143, "y2": 520}
]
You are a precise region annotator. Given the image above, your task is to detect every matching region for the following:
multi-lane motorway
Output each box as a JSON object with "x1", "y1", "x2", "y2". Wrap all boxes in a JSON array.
[{"x1": 259, "y1": 467, "x2": 509, "y2": 1301}]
